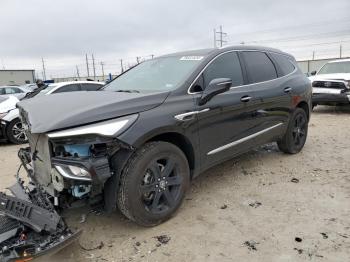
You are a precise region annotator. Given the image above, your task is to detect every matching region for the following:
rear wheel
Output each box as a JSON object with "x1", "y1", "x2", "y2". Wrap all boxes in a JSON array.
[
  {"x1": 6, "y1": 118, "x2": 28, "y2": 144},
  {"x1": 278, "y1": 108, "x2": 308, "y2": 154},
  {"x1": 117, "y1": 141, "x2": 190, "y2": 226}
]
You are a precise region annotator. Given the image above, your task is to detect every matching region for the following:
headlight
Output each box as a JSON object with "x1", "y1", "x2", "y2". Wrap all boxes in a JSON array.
[
  {"x1": 54, "y1": 165, "x2": 91, "y2": 181},
  {"x1": 47, "y1": 114, "x2": 138, "y2": 138}
]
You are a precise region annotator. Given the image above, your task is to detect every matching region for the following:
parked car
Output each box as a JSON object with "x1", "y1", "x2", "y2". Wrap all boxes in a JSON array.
[
  {"x1": 15, "y1": 46, "x2": 311, "y2": 229},
  {"x1": 0, "y1": 81, "x2": 104, "y2": 144},
  {"x1": 309, "y1": 59, "x2": 350, "y2": 108},
  {"x1": 0, "y1": 85, "x2": 30, "y2": 99}
]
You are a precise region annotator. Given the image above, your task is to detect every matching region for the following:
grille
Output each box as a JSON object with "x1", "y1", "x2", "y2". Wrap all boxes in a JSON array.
[
  {"x1": 0, "y1": 215, "x2": 20, "y2": 234},
  {"x1": 312, "y1": 81, "x2": 346, "y2": 89}
]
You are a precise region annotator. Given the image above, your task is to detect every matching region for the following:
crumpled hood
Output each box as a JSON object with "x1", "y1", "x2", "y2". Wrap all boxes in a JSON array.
[
  {"x1": 17, "y1": 90, "x2": 169, "y2": 133},
  {"x1": 309, "y1": 73, "x2": 350, "y2": 82}
]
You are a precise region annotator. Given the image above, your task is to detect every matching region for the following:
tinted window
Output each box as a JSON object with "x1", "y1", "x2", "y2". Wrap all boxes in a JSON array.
[
  {"x1": 81, "y1": 83, "x2": 102, "y2": 91},
  {"x1": 270, "y1": 53, "x2": 295, "y2": 76},
  {"x1": 5, "y1": 87, "x2": 22, "y2": 94},
  {"x1": 54, "y1": 84, "x2": 80, "y2": 93},
  {"x1": 242, "y1": 51, "x2": 277, "y2": 83},
  {"x1": 203, "y1": 52, "x2": 243, "y2": 88},
  {"x1": 0, "y1": 88, "x2": 5, "y2": 95}
]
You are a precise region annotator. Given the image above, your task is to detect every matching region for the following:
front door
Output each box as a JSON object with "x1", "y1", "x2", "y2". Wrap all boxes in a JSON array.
[{"x1": 191, "y1": 51, "x2": 258, "y2": 171}]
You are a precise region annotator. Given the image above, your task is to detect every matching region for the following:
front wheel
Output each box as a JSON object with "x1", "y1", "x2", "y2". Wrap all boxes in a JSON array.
[
  {"x1": 278, "y1": 108, "x2": 308, "y2": 154},
  {"x1": 6, "y1": 118, "x2": 28, "y2": 144},
  {"x1": 117, "y1": 141, "x2": 190, "y2": 226}
]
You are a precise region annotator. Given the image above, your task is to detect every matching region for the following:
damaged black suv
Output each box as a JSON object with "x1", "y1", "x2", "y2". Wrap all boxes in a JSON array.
[{"x1": 16, "y1": 46, "x2": 310, "y2": 228}]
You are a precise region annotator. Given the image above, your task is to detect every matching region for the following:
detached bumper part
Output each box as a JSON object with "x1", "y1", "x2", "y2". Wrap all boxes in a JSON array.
[{"x1": 0, "y1": 186, "x2": 81, "y2": 261}]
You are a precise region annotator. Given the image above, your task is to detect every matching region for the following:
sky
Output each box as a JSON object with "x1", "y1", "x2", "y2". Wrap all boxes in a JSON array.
[{"x1": 0, "y1": 0, "x2": 350, "y2": 79}]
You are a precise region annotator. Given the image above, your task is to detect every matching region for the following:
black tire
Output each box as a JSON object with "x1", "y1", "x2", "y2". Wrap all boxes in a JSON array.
[
  {"x1": 278, "y1": 108, "x2": 308, "y2": 154},
  {"x1": 117, "y1": 141, "x2": 190, "y2": 226},
  {"x1": 6, "y1": 118, "x2": 28, "y2": 144}
]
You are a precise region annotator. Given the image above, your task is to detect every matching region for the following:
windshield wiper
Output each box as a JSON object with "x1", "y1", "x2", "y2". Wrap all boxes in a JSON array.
[{"x1": 114, "y1": 89, "x2": 140, "y2": 93}]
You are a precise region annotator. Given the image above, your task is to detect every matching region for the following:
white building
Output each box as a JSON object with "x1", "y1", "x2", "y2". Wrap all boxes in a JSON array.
[{"x1": 0, "y1": 70, "x2": 35, "y2": 86}]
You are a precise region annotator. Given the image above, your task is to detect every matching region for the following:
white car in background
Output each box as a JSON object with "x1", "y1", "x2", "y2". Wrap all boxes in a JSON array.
[
  {"x1": 309, "y1": 59, "x2": 350, "y2": 108},
  {"x1": 0, "y1": 81, "x2": 104, "y2": 144},
  {"x1": 0, "y1": 86, "x2": 31, "y2": 99}
]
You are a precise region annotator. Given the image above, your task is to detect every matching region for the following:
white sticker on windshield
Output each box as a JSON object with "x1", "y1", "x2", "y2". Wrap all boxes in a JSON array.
[{"x1": 180, "y1": 56, "x2": 204, "y2": 61}]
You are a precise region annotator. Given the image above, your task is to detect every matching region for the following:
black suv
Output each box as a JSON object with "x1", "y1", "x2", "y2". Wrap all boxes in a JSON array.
[{"x1": 17, "y1": 46, "x2": 311, "y2": 227}]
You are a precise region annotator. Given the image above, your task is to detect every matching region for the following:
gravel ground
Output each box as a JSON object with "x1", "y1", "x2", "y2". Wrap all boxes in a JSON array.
[{"x1": 0, "y1": 106, "x2": 349, "y2": 262}]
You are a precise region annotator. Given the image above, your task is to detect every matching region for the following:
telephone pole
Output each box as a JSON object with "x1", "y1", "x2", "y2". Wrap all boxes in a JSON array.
[
  {"x1": 101, "y1": 62, "x2": 105, "y2": 79},
  {"x1": 41, "y1": 57, "x2": 47, "y2": 81},
  {"x1": 92, "y1": 54, "x2": 96, "y2": 80},
  {"x1": 76, "y1": 65, "x2": 80, "y2": 79},
  {"x1": 340, "y1": 44, "x2": 343, "y2": 58},
  {"x1": 214, "y1": 25, "x2": 227, "y2": 48},
  {"x1": 120, "y1": 59, "x2": 124, "y2": 73},
  {"x1": 85, "y1": 54, "x2": 90, "y2": 77},
  {"x1": 136, "y1": 56, "x2": 140, "y2": 64}
]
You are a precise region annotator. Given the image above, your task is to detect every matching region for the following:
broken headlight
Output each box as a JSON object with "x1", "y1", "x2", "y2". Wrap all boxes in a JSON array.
[{"x1": 54, "y1": 165, "x2": 92, "y2": 181}]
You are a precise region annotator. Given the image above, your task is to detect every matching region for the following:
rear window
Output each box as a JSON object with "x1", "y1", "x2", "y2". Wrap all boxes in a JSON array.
[
  {"x1": 242, "y1": 51, "x2": 277, "y2": 83},
  {"x1": 81, "y1": 83, "x2": 102, "y2": 91},
  {"x1": 270, "y1": 53, "x2": 295, "y2": 76}
]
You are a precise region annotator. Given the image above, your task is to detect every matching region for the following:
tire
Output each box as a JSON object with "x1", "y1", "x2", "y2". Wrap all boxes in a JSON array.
[
  {"x1": 6, "y1": 118, "x2": 28, "y2": 144},
  {"x1": 278, "y1": 108, "x2": 308, "y2": 154},
  {"x1": 117, "y1": 141, "x2": 190, "y2": 226}
]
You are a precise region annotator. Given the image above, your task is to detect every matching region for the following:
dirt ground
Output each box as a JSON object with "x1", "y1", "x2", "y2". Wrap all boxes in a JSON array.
[{"x1": 1, "y1": 106, "x2": 349, "y2": 262}]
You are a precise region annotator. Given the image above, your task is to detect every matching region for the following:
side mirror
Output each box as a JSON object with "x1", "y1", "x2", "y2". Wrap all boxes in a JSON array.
[
  {"x1": 310, "y1": 70, "x2": 317, "y2": 76},
  {"x1": 198, "y1": 78, "x2": 232, "y2": 106}
]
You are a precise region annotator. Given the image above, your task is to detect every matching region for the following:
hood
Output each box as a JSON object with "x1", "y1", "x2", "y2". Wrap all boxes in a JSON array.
[
  {"x1": 0, "y1": 96, "x2": 19, "y2": 113},
  {"x1": 309, "y1": 73, "x2": 350, "y2": 82},
  {"x1": 17, "y1": 90, "x2": 169, "y2": 133}
]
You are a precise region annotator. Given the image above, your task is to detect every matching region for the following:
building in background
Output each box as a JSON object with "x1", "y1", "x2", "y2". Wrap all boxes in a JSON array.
[{"x1": 0, "y1": 69, "x2": 35, "y2": 86}]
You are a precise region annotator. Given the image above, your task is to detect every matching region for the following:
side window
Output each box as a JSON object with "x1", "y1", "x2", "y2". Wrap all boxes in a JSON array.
[
  {"x1": 242, "y1": 51, "x2": 277, "y2": 83},
  {"x1": 203, "y1": 52, "x2": 244, "y2": 88},
  {"x1": 5, "y1": 88, "x2": 17, "y2": 94},
  {"x1": 54, "y1": 84, "x2": 80, "y2": 93},
  {"x1": 270, "y1": 53, "x2": 295, "y2": 76},
  {"x1": 81, "y1": 83, "x2": 102, "y2": 91},
  {"x1": 12, "y1": 88, "x2": 23, "y2": 93},
  {"x1": 0, "y1": 89, "x2": 4, "y2": 95}
]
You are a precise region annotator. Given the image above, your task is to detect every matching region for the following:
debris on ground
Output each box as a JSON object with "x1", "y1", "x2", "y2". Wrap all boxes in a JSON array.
[
  {"x1": 291, "y1": 178, "x2": 300, "y2": 183},
  {"x1": 154, "y1": 235, "x2": 171, "y2": 245},
  {"x1": 243, "y1": 240, "x2": 259, "y2": 251},
  {"x1": 321, "y1": 233, "x2": 328, "y2": 239},
  {"x1": 79, "y1": 214, "x2": 87, "y2": 223},
  {"x1": 249, "y1": 201, "x2": 262, "y2": 208},
  {"x1": 295, "y1": 237, "x2": 303, "y2": 242},
  {"x1": 294, "y1": 248, "x2": 303, "y2": 254},
  {"x1": 135, "y1": 241, "x2": 141, "y2": 246},
  {"x1": 79, "y1": 241, "x2": 104, "y2": 251},
  {"x1": 220, "y1": 204, "x2": 228, "y2": 209}
]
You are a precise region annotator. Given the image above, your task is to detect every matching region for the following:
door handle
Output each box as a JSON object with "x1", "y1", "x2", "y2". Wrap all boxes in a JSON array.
[
  {"x1": 284, "y1": 87, "x2": 292, "y2": 93},
  {"x1": 240, "y1": 96, "x2": 252, "y2": 102}
]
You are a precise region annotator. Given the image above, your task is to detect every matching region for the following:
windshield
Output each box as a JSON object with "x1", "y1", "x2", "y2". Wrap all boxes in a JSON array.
[
  {"x1": 103, "y1": 56, "x2": 204, "y2": 93},
  {"x1": 318, "y1": 61, "x2": 350, "y2": 74}
]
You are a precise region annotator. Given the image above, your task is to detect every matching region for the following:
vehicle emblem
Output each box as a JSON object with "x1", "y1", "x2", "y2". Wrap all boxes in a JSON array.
[{"x1": 324, "y1": 82, "x2": 332, "y2": 87}]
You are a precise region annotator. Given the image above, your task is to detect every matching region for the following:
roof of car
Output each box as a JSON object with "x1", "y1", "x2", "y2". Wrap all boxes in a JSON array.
[
  {"x1": 48, "y1": 81, "x2": 104, "y2": 87},
  {"x1": 328, "y1": 58, "x2": 350, "y2": 63},
  {"x1": 159, "y1": 45, "x2": 292, "y2": 59}
]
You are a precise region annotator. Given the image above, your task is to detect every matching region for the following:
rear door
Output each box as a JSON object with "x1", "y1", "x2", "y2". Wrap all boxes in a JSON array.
[
  {"x1": 240, "y1": 51, "x2": 292, "y2": 144},
  {"x1": 192, "y1": 51, "x2": 257, "y2": 170}
]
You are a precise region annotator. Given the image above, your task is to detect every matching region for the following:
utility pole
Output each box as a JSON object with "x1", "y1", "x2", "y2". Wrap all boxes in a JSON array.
[
  {"x1": 340, "y1": 44, "x2": 343, "y2": 58},
  {"x1": 92, "y1": 54, "x2": 96, "y2": 80},
  {"x1": 101, "y1": 62, "x2": 105, "y2": 79},
  {"x1": 76, "y1": 65, "x2": 80, "y2": 79},
  {"x1": 136, "y1": 56, "x2": 140, "y2": 64},
  {"x1": 213, "y1": 28, "x2": 216, "y2": 48},
  {"x1": 120, "y1": 59, "x2": 124, "y2": 73},
  {"x1": 312, "y1": 51, "x2": 315, "y2": 60},
  {"x1": 41, "y1": 57, "x2": 47, "y2": 81},
  {"x1": 85, "y1": 54, "x2": 90, "y2": 77},
  {"x1": 214, "y1": 25, "x2": 227, "y2": 48},
  {"x1": 151, "y1": 54, "x2": 154, "y2": 59}
]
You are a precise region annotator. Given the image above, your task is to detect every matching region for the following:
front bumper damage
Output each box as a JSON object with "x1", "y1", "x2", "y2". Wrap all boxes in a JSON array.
[{"x1": 0, "y1": 150, "x2": 81, "y2": 261}]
